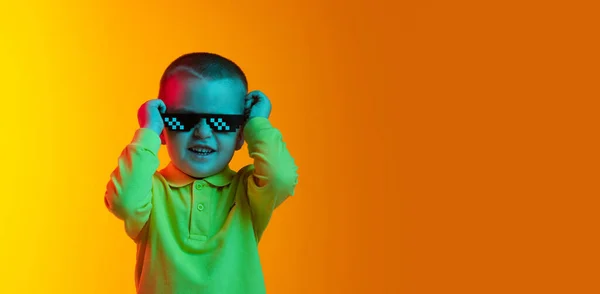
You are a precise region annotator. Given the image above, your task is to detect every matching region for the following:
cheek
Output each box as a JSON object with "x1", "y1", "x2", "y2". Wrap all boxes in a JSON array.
[
  {"x1": 166, "y1": 132, "x2": 188, "y2": 148},
  {"x1": 216, "y1": 134, "x2": 238, "y2": 150}
]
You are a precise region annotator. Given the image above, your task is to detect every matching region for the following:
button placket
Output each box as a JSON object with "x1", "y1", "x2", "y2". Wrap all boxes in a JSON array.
[{"x1": 190, "y1": 180, "x2": 210, "y2": 241}]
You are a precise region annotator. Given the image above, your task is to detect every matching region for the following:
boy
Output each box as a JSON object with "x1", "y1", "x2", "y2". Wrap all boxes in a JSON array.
[{"x1": 104, "y1": 52, "x2": 298, "y2": 294}]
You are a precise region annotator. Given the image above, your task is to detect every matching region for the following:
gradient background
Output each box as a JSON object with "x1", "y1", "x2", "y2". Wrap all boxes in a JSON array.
[{"x1": 1, "y1": 1, "x2": 599, "y2": 293}]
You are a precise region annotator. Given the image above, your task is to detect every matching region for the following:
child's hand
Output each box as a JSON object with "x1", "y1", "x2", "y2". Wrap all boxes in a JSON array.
[
  {"x1": 245, "y1": 90, "x2": 272, "y2": 120},
  {"x1": 138, "y1": 99, "x2": 167, "y2": 135}
]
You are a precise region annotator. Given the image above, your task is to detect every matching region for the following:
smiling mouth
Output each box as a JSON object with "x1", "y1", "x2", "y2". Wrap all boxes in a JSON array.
[{"x1": 188, "y1": 147, "x2": 215, "y2": 155}]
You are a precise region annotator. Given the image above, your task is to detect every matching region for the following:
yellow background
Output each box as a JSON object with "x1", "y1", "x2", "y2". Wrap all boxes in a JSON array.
[{"x1": 1, "y1": 1, "x2": 598, "y2": 293}]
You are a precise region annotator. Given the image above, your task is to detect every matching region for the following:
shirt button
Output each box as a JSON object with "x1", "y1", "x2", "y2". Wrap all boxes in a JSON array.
[
  {"x1": 195, "y1": 183, "x2": 204, "y2": 190},
  {"x1": 197, "y1": 203, "x2": 205, "y2": 211}
]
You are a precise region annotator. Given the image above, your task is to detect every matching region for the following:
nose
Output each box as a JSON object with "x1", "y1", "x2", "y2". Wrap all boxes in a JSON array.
[{"x1": 192, "y1": 119, "x2": 213, "y2": 138}]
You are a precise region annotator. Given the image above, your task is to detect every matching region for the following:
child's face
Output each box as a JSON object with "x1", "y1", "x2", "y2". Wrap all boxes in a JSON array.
[{"x1": 160, "y1": 76, "x2": 246, "y2": 178}]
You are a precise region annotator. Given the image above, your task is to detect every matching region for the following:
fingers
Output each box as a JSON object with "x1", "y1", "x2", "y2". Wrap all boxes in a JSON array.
[
  {"x1": 157, "y1": 99, "x2": 167, "y2": 114},
  {"x1": 245, "y1": 90, "x2": 265, "y2": 107},
  {"x1": 147, "y1": 99, "x2": 167, "y2": 113},
  {"x1": 246, "y1": 90, "x2": 265, "y2": 99},
  {"x1": 244, "y1": 92, "x2": 258, "y2": 117},
  {"x1": 244, "y1": 97, "x2": 254, "y2": 112},
  {"x1": 245, "y1": 93, "x2": 254, "y2": 106},
  {"x1": 243, "y1": 90, "x2": 271, "y2": 119}
]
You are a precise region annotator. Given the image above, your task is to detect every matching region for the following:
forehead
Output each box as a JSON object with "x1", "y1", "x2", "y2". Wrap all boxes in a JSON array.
[{"x1": 162, "y1": 76, "x2": 246, "y2": 114}]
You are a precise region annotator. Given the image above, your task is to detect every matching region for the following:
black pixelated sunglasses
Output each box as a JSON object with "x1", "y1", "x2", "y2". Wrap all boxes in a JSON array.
[{"x1": 163, "y1": 113, "x2": 245, "y2": 132}]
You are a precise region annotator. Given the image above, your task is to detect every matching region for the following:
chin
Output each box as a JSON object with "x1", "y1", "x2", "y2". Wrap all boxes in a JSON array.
[
  {"x1": 185, "y1": 163, "x2": 229, "y2": 179},
  {"x1": 186, "y1": 168, "x2": 215, "y2": 178},
  {"x1": 175, "y1": 156, "x2": 232, "y2": 179}
]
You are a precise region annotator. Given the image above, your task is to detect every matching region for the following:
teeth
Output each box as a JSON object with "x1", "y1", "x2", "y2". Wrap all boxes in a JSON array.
[{"x1": 191, "y1": 147, "x2": 212, "y2": 153}]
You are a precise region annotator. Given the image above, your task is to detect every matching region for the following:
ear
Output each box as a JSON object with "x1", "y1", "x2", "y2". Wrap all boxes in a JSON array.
[
  {"x1": 235, "y1": 128, "x2": 245, "y2": 150},
  {"x1": 160, "y1": 129, "x2": 166, "y2": 145}
]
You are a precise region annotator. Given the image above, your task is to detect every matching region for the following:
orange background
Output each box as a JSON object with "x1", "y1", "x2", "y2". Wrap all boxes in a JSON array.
[{"x1": 1, "y1": 1, "x2": 598, "y2": 293}]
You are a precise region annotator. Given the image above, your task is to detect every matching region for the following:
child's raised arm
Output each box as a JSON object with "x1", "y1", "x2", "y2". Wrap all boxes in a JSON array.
[
  {"x1": 243, "y1": 91, "x2": 299, "y2": 241},
  {"x1": 104, "y1": 99, "x2": 166, "y2": 241}
]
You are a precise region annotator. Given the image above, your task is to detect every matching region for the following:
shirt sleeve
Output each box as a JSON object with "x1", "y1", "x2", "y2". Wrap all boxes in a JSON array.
[
  {"x1": 104, "y1": 128, "x2": 161, "y2": 241},
  {"x1": 243, "y1": 117, "x2": 299, "y2": 242}
]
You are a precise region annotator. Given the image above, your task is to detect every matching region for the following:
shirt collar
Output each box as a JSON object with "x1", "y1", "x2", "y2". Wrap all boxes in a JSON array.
[{"x1": 159, "y1": 162, "x2": 236, "y2": 188}]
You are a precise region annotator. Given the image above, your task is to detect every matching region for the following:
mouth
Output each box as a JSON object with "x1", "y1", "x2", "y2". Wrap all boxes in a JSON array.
[{"x1": 188, "y1": 146, "x2": 216, "y2": 156}]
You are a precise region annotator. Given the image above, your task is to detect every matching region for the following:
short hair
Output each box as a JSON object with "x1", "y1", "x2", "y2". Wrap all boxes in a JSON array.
[{"x1": 158, "y1": 52, "x2": 248, "y2": 99}]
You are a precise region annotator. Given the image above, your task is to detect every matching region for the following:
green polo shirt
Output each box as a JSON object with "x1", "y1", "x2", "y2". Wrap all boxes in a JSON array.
[{"x1": 105, "y1": 117, "x2": 298, "y2": 294}]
